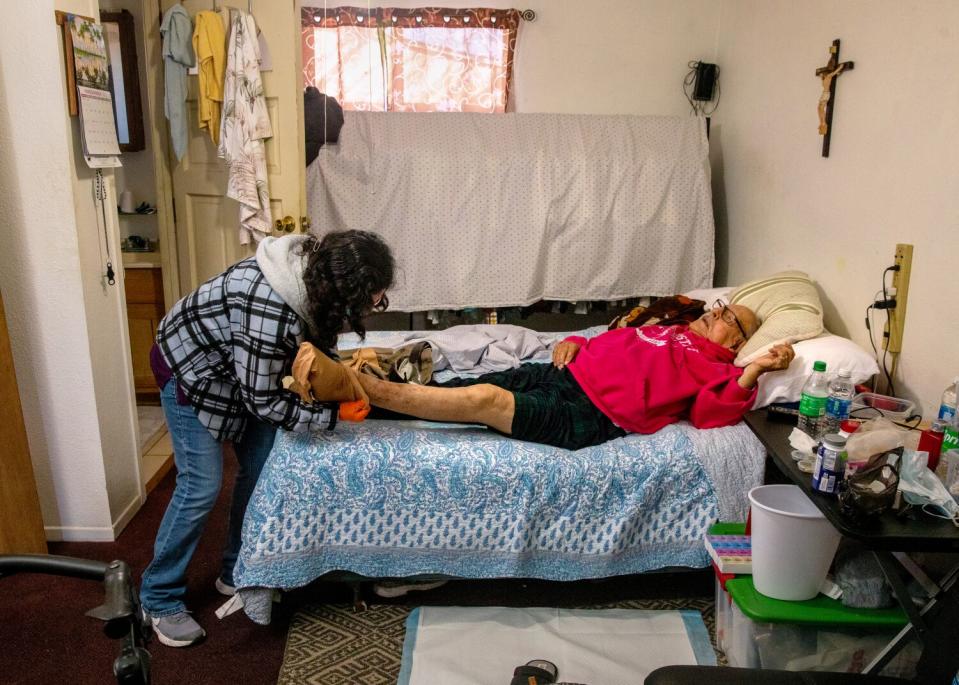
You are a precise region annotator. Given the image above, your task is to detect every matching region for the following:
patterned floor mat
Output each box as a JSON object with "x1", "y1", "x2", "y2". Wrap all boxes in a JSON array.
[{"x1": 278, "y1": 596, "x2": 719, "y2": 685}]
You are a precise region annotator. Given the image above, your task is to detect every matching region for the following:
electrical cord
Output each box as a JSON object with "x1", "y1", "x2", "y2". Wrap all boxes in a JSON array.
[
  {"x1": 880, "y1": 267, "x2": 897, "y2": 396},
  {"x1": 865, "y1": 290, "x2": 882, "y2": 391},
  {"x1": 683, "y1": 61, "x2": 720, "y2": 116}
]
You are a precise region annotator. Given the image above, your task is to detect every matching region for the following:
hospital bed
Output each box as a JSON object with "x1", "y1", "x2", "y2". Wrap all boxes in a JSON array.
[{"x1": 232, "y1": 327, "x2": 767, "y2": 624}]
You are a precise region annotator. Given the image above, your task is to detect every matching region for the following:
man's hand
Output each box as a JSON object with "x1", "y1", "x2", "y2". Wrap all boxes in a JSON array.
[
  {"x1": 738, "y1": 343, "x2": 795, "y2": 389},
  {"x1": 552, "y1": 340, "x2": 581, "y2": 369}
]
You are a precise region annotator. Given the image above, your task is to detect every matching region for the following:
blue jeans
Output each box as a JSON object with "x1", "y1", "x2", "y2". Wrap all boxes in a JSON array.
[{"x1": 140, "y1": 380, "x2": 277, "y2": 617}]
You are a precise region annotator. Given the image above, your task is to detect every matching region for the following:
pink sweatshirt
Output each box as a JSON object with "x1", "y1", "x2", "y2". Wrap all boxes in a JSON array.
[{"x1": 564, "y1": 325, "x2": 756, "y2": 434}]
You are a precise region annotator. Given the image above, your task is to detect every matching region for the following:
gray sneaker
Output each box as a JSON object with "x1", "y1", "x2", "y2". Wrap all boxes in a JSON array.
[{"x1": 148, "y1": 611, "x2": 206, "y2": 647}]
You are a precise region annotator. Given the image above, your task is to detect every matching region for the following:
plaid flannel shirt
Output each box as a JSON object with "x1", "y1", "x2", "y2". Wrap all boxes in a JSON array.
[{"x1": 156, "y1": 257, "x2": 335, "y2": 442}]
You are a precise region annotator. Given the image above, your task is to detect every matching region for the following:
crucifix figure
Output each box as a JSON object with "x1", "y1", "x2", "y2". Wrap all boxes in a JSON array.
[{"x1": 815, "y1": 39, "x2": 854, "y2": 157}]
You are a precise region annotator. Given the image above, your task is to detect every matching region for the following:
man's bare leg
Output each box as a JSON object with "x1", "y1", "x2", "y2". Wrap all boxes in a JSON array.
[{"x1": 355, "y1": 373, "x2": 515, "y2": 434}]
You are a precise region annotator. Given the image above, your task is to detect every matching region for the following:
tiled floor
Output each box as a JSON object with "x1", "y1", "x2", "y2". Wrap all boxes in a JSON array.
[
  {"x1": 137, "y1": 405, "x2": 166, "y2": 451},
  {"x1": 137, "y1": 404, "x2": 173, "y2": 492}
]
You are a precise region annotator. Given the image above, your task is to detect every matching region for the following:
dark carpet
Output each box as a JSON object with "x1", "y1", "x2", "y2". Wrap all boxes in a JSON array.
[
  {"x1": 1, "y1": 455, "x2": 716, "y2": 684},
  {"x1": 0, "y1": 454, "x2": 293, "y2": 685}
]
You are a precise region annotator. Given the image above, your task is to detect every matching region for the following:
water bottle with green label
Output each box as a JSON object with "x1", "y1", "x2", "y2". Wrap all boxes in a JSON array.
[{"x1": 798, "y1": 361, "x2": 829, "y2": 440}]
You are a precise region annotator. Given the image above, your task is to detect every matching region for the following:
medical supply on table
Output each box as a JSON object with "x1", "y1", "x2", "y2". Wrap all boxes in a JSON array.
[
  {"x1": 788, "y1": 427, "x2": 818, "y2": 462},
  {"x1": 899, "y1": 449, "x2": 959, "y2": 521},
  {"x1": 845, "y1": 417, "x2": 906, "y2": 464},
  {"x1": 918, "y1": 419, "x2": 946, "y2": 471},
  {"x1": 812, "y1": 433, "x2": 847, "y2": 495},
  {"x1": 824, "y1": 369, "x2": 854, "y2": 436},
  {"x1": 939, "y1": 376, "x2": 959, "y2": 421},
  {"x1": 838, "y1": 420, "x2": 859, "y2": 439},
  {"x1": 850, "y1": 392, "x2": 916, "y2": 423},
  {"x1": 838, "y1": 450, "x2": 901, "y2": 523},
  {"x1": 797, "y1": 360, "x2": 829, "y2": 440},
  {"x1": 945, "y1": 446, "x2": 959, "y2": 503}
]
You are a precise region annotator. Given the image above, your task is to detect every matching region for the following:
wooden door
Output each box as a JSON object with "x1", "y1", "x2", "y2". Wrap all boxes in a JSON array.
[
  {"x1": 124, "y1": 267, "x2": 166, "y2": 400},
  {"x1": 162, "y1": 0, "x2": 306, "y2": 293},
  {"x1": 0, "y1": 290, "x2": 47, "y2": 554}
]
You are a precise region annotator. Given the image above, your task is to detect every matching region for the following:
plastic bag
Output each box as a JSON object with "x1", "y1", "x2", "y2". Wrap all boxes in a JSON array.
[
  {"x1": 838, "y1": 449, "x2": 900, "y2": 522},
  {"x1": 899, "y1": 449, "x2": 959, "y2": 523},
  {"x1": 845, "y1": 417, "x2": 907, "y2": 462}
]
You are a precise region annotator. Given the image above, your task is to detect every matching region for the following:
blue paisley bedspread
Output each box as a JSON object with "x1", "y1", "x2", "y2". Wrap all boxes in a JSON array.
[{"x1": 234, "y1": 416, "x2": 765, "y2": 623}]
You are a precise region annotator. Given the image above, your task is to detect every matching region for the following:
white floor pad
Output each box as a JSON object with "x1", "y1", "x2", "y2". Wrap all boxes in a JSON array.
[{"x1": 398, "y1": 606, "x2": 715, "y2": 685}]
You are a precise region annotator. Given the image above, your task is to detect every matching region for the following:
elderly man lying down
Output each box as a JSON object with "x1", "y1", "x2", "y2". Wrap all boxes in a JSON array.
[{"x1": 297, "y1": 302, "x2": 795, "y2": 450}]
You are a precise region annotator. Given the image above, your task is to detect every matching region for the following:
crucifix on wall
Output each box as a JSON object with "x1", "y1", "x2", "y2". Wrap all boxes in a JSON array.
[{"x1": 816, "y1": 39, "x2": 854, "y2": 157}]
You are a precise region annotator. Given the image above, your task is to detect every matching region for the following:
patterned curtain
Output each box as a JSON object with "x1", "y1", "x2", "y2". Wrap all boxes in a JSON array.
[{"x1": 301, "y1": 6, "x2": 520, "y2": 112}]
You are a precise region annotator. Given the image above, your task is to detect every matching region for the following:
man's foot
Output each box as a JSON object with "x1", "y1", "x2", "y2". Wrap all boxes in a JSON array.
[
  {"x1": 215, "y1": 578, "x2": 236, "y2": 596},
  {"x1": 148, "y1": 611, "x2": 206, "y2": 648},
  {"x1": 372, "y1": 579, "x2": 448, "y2": 598}
]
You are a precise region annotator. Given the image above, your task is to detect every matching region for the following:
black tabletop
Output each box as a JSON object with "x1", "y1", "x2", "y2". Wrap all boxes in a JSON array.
[{"x1": 744, "y1": 410, "x2": 959, "y2": 552}]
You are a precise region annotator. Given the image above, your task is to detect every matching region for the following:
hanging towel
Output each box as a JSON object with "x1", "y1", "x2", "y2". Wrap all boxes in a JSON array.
[
  {"x1": 192, "y1": 10, "x2": 226, "y2": 145},
  {"x1": 218, "y1": 8, "x2": 273, "y2": 244},
  {"x1": 159, "y1": 4, "x2": 194, "y2": 162}
]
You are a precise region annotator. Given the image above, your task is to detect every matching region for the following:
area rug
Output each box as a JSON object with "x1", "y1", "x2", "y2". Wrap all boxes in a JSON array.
[
  {"x1": 399, "y1": 606, "x2": 715, "y2": 685},
  {"x1": 278, "y1": 597, "x2": 717, "y2": 685}
]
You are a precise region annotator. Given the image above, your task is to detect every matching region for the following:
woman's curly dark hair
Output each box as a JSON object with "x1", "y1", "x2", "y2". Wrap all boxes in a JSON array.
[{"x1": 299, "y1": 230, "x2": 395, "y2": 352}]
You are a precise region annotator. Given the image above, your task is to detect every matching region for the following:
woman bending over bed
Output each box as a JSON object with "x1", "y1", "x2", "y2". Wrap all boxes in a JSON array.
[
  {"x1": 142, "y1": 230, "x2": 394, "y2": 648},
  {"x1": 306, "y1": 302, "x2": 795, "y2": 450}
]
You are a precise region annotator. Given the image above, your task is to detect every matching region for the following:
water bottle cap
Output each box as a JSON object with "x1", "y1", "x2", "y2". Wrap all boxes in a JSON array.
[
  {"x1": 813, "y1": 361, "x2": 827, "y2": 372},
  {"x1": 837, "y1": 368, "x2": 851, "y2": 377}
]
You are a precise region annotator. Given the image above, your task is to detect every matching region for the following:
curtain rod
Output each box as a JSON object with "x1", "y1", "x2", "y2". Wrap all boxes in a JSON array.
[{"x1": 305, "y1": 6, "x2": 536, "y2": 21}]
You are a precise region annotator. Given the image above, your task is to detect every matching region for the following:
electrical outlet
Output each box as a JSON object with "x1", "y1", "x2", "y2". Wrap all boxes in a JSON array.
[{"x1": 885, "y1": 243, "x2": 913, "y2": 354}]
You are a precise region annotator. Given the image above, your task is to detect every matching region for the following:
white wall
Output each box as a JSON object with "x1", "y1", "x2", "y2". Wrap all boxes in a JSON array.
[
  {"x1": 0, "y1": 0, "x2": 142, "y2": 540},
  {"x1": 713, "y1": 0, "x2": 959, "y2": 417}
]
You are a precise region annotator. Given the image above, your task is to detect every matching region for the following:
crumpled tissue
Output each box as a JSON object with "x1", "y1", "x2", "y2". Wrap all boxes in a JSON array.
[{"x1": 789, "y1": 428, "x2": 819, "y2": 455}]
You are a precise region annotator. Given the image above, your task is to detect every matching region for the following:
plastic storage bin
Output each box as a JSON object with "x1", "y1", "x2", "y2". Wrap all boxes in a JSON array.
[
  {"x1": 720, "y1": 576, "x2": 918, "y2": 676},
  {"x1": 850, "y1": 393, "x2": 915, "y2": 422},
  {"x1": 707, "y1": 522, "x2": 745, "y2": 656}
]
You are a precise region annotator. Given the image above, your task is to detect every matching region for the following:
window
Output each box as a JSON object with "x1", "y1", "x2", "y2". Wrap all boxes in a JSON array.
[{"x1": 301, "y1": 7, "x2": 520, "y2": 112}]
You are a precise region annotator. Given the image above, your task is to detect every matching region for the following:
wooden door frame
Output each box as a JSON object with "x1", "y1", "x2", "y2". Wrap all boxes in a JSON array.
[{"x1": 139, "y1": 0, "x2": 182, "y2": 308}]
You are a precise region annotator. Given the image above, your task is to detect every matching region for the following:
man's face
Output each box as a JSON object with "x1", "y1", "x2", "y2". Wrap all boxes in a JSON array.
[{"x1": 688, "y1": 303, "x2": 756, "y2": 351}]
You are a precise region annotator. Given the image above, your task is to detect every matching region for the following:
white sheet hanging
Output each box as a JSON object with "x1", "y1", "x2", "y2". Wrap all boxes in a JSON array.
[{"x1": 308, "y1": 113, "x2": 714, "y2": 311}]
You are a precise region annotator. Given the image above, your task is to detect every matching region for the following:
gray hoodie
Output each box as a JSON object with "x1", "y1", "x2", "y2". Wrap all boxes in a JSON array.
[{"x1": 256, "y1": 235, "x2": 312, "y2": 320}]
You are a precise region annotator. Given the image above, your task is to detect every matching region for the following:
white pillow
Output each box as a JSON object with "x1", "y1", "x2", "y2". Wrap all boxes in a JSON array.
[
  {"x1": 752, "y1": 333, "x2": 879, "y2": 409},
  {"x1": 728, "y1": 271, "x2": 824, "y2": 367}
]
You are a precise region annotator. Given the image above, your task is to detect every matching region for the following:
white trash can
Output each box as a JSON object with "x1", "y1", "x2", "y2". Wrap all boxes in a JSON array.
[{"x1": 748, "y1": 484, "x2": 841, "y2": 601}]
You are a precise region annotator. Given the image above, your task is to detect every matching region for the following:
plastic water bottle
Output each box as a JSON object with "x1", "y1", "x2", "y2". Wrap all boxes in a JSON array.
[
  {"x1": 939, "y1": 376, "x2": 959, "y2": 421},
  {"x1": 823, "y1": 369, "x2": 854, "y2": 436},
  {"x1": 798, "y1": 360, "x2": 829, "y2": 440}
]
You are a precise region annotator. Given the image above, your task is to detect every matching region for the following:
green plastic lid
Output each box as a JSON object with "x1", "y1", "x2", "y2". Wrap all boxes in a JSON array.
[
  {"x1": 725, "y1": 577, "x2": 907, "y2": 628},
  {"x1": 813, "y1": 361, "x2": 827, "y2": 372},
  {"x1": 708, "y1": 522, "x2": 747, "y2": 536}
]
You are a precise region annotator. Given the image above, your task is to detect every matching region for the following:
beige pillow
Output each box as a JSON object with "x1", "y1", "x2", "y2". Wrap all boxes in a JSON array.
[{"x1": 728, "y1": 270, "x2": 824, "y2": 367}]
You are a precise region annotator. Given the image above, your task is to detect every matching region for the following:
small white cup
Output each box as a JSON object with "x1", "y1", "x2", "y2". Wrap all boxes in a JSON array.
[{"x1": 120, "y1": 190, "x2": 135, "y2": 214}]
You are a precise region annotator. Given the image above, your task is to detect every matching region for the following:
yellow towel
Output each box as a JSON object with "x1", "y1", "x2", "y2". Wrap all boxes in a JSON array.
[{"x1": 192, "y1": 10, "x2": 225, "y2": 145}]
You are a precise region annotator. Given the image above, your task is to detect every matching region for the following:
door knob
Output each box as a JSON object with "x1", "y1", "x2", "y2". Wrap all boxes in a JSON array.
[
  {"x1": 274, "y1": 215, "x2": 296, "y2": 233},
  {"x1": 300, "y1": 216, "x2": 311, "y2": 232}
]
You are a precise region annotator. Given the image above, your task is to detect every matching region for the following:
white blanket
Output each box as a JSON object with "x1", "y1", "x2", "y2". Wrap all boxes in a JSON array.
[
  {"x1": 308, "y1": 113, "x2": 715, "y2": 311},
  {"x1": 339, "y1": 324, "x2": 567, "y2": 374},
  {"x1": 399, "y1": 607, "x2": 715, "y2": 685}
]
